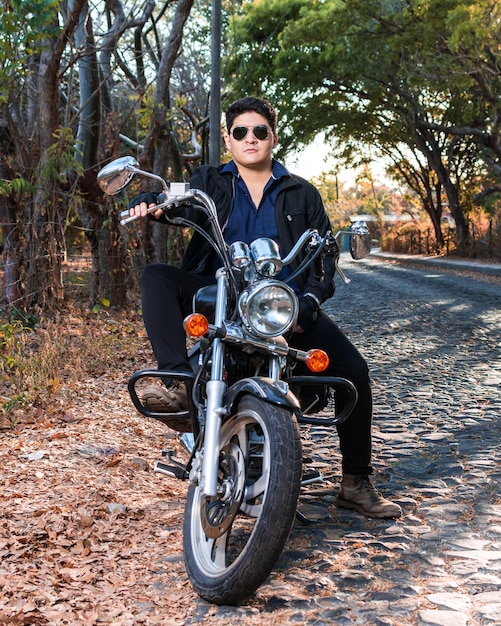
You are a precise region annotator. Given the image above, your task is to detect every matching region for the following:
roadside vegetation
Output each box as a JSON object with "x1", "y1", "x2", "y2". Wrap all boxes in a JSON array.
[{"x1": 0, "y1": 278, "x2": 147, "y2": 429}]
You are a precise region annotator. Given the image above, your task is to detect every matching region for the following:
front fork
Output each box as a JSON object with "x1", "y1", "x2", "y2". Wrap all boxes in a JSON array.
[{"x1": 198, "y1": 268, "x2": 229, "y2": 497}]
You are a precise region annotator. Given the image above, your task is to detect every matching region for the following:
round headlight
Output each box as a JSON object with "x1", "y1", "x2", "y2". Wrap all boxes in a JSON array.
[{"x1": 238, "y1": 281, "x2": 298, "y2": 337}]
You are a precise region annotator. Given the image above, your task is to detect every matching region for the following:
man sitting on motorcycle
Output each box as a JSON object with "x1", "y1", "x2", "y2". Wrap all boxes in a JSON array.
[{"x1": 129, "y1": 96, "x2": 402, "y2": 519}]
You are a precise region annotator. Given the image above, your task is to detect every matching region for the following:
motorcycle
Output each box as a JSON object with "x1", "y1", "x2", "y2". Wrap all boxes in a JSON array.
[{"x1": 97, "y1": 156, "x2": 371, "y2": 605}]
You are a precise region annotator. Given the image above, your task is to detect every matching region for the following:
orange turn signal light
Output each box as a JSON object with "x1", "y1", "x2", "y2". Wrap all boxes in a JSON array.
[
  {"x1": 184, "y1": 313, "x2": 209, "y2": 337},
  {"x1": 305, "y1": 349, "x2": 329, "y2": 373}
]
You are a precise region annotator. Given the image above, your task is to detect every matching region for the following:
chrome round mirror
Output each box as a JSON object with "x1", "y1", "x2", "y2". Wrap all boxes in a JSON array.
[
  {"x1": 97, "y1": 156, "x2": 139, "y2": 195},
  {"x1": 349, "y1": 221, "x2": 371, "y2": 260}
]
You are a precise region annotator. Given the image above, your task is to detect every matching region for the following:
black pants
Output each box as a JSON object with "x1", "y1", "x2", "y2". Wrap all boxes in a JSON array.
[{"x1": 141, "y1": 263, "x2": 373, "y2": 475}]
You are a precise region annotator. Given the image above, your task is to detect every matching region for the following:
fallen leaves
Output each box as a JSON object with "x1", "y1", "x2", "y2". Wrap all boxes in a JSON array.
[
  {"x1": 0, "y1": 307, "x2": 310, "y2": 626},
  {"x1": 0, "y1": 350, "x2": 196, "y2": 624}
]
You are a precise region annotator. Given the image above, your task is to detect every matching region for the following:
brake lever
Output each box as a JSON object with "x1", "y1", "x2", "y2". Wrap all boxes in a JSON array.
[{"x1": 335, "y1": 258, "x2": 351, "y2": 284}]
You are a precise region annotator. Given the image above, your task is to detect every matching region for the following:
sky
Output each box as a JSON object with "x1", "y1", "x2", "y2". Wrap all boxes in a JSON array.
[
  {"x1": 283, "y1": 136, "x2": 337, "y2": 181},
  {"x1": 283, "y1": 139, "x2": 390, "y2": 187}
]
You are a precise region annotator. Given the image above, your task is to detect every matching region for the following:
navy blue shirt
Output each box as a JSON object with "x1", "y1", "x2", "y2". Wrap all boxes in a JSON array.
[
  {"x1": 205, "y1": 159, "x2": 292, "y2": 278},
  {"x1": 221, "y1": 159, "x2": 290, "y2": 246}
]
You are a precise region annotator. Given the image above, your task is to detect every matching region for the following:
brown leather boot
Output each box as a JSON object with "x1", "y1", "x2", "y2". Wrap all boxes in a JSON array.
[
  {"x1": 142, "y1": 381, "x2": 188, "y2": 413},
  {"x1": 140, "y1": 382, "x2": 191, "y2": 432},
  {"x1": 336, "y1": 474, "x2": 402, "y2": 519}
]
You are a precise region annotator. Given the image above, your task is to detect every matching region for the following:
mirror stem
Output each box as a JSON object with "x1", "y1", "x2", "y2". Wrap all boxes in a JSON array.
[{"x1": 335, "y1": 260, "x2": 351, "y2": 284}]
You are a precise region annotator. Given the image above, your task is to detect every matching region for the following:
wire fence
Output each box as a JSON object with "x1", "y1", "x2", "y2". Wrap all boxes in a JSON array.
[
  {"x1": 0, "y1": 251, "x2": 145, "y2": 313},
  {"x1": 380, "y1": 216, "x2": 501, "y2": 259}
]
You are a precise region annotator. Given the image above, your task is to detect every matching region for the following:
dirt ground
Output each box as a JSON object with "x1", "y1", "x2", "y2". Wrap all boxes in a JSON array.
[{"x1": 0, "y1": 299, "x2": 309, "y2": 625}]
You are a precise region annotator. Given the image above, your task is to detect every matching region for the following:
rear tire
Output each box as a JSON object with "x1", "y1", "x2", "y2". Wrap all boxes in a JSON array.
[{"x1": 183, "y1": 394, "x2": 302, "y2": 604}]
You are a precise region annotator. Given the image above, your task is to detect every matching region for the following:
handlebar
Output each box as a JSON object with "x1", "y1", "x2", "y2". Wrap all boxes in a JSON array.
[
  {"x1": 119, "y1": 183, "x2": 193, "y2": 226},
  {"x1": 97, "y1": 158, "x2": 368, "y2": 284}
]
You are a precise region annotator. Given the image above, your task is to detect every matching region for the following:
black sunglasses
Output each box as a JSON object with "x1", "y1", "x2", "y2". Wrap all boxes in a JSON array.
[{"x1": 231, "y1": 125, "x2": 271, "y2": 141}]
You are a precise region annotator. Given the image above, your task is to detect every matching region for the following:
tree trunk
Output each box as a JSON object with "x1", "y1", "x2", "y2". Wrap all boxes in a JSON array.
[
  {"x1": 24, "y1": 185, "x2": 66, "y2": 310},
  {"x1": 142, "y1": 0, "x2": 195, "y2": 263},
  {"x1": 79, "y1": 170, "x2": 130, "y2": 307},
  {"x1": 415, "y1": 128, "x2": 470, "y2": 253},
  {"x1": 23, "y1": 0, "x2": 86, "y2": 311},
  {"x1": 440, "y1": 177, "x2": 469, "y2": 254},
  {"x1": 97, "y1": 205, "x2": 130, "y2": 304},
  {"x1": 423, "y1": 180, "x2": 445, "y2": 252},
  {"x1": 24, "y1": 41, "x2": 66, "y2": 310},
  {"x1": 74, "y1": 2, "x2": 129, "y2": 306},
  {"x1": 390, "y1": 156, "x2": 445, "y2": 252},
  {"x1": 0, "y1": 155, "x2": 23, "y2": 311}
]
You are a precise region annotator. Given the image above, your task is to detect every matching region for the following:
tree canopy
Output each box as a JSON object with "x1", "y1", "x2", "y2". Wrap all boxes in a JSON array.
[{"x1": 225, "y1": 0, "x2": 501, "y2": 250}]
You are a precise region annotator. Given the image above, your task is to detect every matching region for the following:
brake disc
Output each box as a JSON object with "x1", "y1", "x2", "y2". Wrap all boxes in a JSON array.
[{"x1": 200, "y1": 443, "x2": 246, "y2": 539}]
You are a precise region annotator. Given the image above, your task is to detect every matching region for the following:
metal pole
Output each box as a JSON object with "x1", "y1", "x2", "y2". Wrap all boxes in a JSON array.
[{"x1": 209, "y1": 0, "x2": 221, "y2": 166}]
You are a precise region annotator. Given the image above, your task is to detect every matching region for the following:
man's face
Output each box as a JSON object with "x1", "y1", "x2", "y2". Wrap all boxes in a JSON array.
[{"x1": 224, "y1": 111, "x2": 277, "y2": 169}]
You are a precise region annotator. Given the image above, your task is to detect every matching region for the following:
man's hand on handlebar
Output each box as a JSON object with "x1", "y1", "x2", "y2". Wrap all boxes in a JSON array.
[
  {"x1": 129, "y1": 201, "x2": 164, "y2": 220},
  {"x1": 128, "y1": 192, "x2": 164, "y2": 220}
]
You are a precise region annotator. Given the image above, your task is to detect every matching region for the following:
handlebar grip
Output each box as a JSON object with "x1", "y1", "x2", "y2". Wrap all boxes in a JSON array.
[
  {"x1": 119, "y1": 204, "x2": 165, "y2": 226},
  {"x1": 120, "y1": 212, "x2": 141, "y2": 226},
  {"x1": 119, "y1": 187, "x2": 193, "y2": 226}
]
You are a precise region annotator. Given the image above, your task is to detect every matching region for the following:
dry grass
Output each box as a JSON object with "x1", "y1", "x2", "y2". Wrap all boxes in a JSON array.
[{"x1": 0, "y1": 297, "x2": 151, "y2": 430}]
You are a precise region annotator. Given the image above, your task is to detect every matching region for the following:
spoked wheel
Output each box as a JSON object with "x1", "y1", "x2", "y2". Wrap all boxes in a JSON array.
[{"x1": 183, "y1": 394, "x2": 302, "y2": 605}]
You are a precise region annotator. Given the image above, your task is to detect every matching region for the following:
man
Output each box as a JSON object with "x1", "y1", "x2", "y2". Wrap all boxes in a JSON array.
[{"x1": 129, "y1": 96, "x2": 401, "y2": 519}]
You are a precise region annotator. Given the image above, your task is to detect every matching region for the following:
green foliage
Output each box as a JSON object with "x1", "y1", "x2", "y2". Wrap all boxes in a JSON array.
[
  {"x1": 0, "y1": 317, "x2": 31, "y2": 371},
  {"x1": 1, "y1": 392, "x2": 32, "y2": 414},
  {"x1": 92, "y1": 298, "x2": 111, "y2": 314},
  {"x1": 227, "y1": 0, "x2": 501, "y2": 155},
  {"x1": 0, "y1": 0, "x2": 60, "y2": 105},
  {"x1": 0, "y1": 177, "x2": 35, "y2": 198},
  {"x1": 225, "y1": 0, "x2": 305, "y2": 107},
  {"x1": 131, "y1": 86, "x2": 157, "y2": 136},
  {"x1": 39, "y1": 127, "x2": 84, "y2": 184},
  {"x1": 224, "y1": 0, "x2": 501, "y2": 251}
]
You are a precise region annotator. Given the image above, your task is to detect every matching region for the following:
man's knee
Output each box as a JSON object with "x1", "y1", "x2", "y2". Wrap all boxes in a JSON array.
[
  {"x1": 140, "y1": 263, "x2": 177, "y2": 291},
  {"x1": 337, "y1": 350, "x2": 370, "y2": 387}
]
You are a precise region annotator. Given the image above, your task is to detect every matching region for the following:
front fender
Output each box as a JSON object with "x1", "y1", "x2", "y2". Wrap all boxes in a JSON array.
[{"x1": 225, "y1": 377, "x2": 301, "y2": 415}]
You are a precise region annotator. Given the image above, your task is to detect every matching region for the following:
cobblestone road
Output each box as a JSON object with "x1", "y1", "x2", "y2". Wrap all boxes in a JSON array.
[{"x1": 189, "y1": 254, "x2": 501, "y2": 626}]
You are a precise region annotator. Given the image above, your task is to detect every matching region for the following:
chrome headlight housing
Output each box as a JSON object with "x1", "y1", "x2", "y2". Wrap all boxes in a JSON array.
[
  {"x1": 238, "y1": 281, "x2": 298, "y2": 338},
  {"x1": 249, "y1": 238, "x2": 283, "y2": 277}
]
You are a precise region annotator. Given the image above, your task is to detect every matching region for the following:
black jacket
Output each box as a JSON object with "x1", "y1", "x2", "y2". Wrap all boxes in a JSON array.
[
  {"x1": 131, "y1": 163, "x2": 338, "y2": 305},
  {"x1": 182, "y1": 164, "x2": 337, "y2": 305}
]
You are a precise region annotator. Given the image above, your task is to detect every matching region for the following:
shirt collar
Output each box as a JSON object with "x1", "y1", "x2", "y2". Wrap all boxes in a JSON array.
[{"x1": 222, "y1": 159, "x2": 290, "y2": 181}]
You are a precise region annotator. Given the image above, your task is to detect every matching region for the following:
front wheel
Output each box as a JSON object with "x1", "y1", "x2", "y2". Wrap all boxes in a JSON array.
[{"x1": 183, "y1": 394, "x2": 302, "y2": 605}]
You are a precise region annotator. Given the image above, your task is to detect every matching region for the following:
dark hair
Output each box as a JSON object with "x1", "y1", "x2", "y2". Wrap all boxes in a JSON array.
[{"x1": 225, "y1": 97, "x2": 277, "y2": 133}]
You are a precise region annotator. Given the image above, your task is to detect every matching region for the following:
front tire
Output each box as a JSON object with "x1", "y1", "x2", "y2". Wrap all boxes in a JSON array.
[{"x1": 183, "y1": 394, "x2": 302, "y2": 605}]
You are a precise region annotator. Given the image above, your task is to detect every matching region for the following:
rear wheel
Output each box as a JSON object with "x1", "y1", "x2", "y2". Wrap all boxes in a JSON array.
[{"x1": 183, "y1": 394, "x2": 302, "y2": 605}]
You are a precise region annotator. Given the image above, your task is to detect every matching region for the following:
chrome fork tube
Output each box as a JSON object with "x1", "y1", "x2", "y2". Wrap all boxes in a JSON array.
[
  {"x1": 200, "y1": 268, "x2": 228, "y2": 497},
  {"x1": 269, "y1": 355, "x2": 281, "y2": 381}
]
